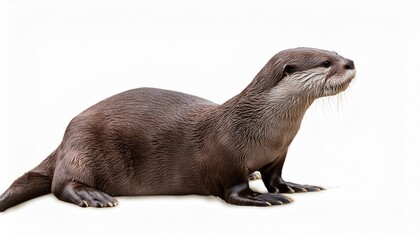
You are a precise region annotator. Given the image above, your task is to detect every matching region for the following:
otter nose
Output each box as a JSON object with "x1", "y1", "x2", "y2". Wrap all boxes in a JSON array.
[{"x1": 344, "y1": 59, "x2": 355, "y2": 70}]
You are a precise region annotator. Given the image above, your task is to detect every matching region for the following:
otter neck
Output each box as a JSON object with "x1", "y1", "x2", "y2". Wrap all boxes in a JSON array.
[{"x1": 219, "y1": 80, "x2": 314, "y2": 149}]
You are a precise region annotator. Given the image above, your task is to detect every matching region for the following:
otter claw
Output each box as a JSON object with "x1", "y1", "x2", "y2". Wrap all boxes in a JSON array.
[
  {"x1": 275, "y1": 181, "x2": 325, "y2": 193},
  {"x1": 287, "y1": 186, "x2": 295, "y2": 193},
  {"x1": 80, "y1": 201, "x2": 89, "y2": 207}
]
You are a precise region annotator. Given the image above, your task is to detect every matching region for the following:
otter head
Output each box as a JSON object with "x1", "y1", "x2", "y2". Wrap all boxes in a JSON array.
[{"x1": 257, "y1": 47, "x2": 356, "y2": 100}]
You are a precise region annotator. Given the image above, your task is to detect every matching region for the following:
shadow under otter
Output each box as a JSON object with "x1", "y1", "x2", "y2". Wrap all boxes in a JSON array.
[{"x1": 0, "y1": 47, "x2": 355, "y2": 211}]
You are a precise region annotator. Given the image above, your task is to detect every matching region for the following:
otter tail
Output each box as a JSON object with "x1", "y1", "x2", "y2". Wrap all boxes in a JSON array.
[{"x1": 0, "y1": 150, "x2": 57, "y2": 212}]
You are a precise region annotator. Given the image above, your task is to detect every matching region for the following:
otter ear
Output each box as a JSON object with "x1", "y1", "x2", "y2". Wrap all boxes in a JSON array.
[
  {"x1": 283, "y1": 64, "x2": 295, "y2": 74},
  {"x1": 277, "y1": 64, "x2": 294, "y2": 81}
]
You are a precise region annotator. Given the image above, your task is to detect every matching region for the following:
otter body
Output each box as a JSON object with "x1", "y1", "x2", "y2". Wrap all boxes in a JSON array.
[
  {"x1": 0, "y1": 48, "x2": 356, "y2": 211},
  {"x1": 56, "y1": 88, "x2": 217, "y2": 197}
]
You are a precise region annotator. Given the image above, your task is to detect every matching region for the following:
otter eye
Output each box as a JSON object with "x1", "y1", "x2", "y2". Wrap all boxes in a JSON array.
[{"x1": 322, "y1": 61, "x2": 331, "y2": 68}]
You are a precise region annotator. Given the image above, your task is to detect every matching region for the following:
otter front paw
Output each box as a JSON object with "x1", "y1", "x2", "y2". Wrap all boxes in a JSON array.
[
  {"x1": 225, "y1": 183, "x2": 293, "y2": 206},
  {"x1": 228, "y1": 192, "x2": 293, "y2": 206}
]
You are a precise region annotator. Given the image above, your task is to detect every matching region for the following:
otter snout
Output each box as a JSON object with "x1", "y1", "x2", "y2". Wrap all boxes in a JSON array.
[
  {"x1": 321, "y1": 57, "x2": 355, "y2": 97},
  {"x1": 344, "y1": 59, "x2": 355, "y2": 70}
]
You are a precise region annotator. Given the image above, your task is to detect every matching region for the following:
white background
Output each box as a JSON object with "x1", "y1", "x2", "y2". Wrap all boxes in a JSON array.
[{"x1": 0, "y1": 0, "x2": 419, "y2": 239}]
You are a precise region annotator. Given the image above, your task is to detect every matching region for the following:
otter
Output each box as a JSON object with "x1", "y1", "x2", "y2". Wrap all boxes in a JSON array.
[{"x1": 0, "y1": 47, "x2": 355, "y2": 211}]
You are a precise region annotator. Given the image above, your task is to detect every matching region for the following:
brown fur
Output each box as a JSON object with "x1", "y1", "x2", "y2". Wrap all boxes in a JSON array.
[{"x1": 0, "y1": 47, "x2": 355, "y2": 211}]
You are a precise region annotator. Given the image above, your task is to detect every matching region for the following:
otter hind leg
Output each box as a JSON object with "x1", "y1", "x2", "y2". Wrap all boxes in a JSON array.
[
  {"x1": 54, "y1": 182, "x2": 118, "y2": 208},
  {"x1": 225, "y1": 183, "x2": 293, "y2": 207}
]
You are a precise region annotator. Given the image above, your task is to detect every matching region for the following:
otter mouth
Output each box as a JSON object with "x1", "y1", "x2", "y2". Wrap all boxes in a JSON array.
[{"x1": 322, "y1": 70, "x2": 356, "y2": 96}]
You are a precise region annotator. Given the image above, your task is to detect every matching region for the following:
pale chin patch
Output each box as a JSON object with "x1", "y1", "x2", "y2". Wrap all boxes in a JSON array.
[
  {"x1": 267, "y1": 67, "x2": 328, "y2": 101},
  {"x1": 266, "y1": 67, "x2": 355, "y2": 102},
  {"x1": 322, "y1": 69, "x2": 356, "y2": 97}
]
